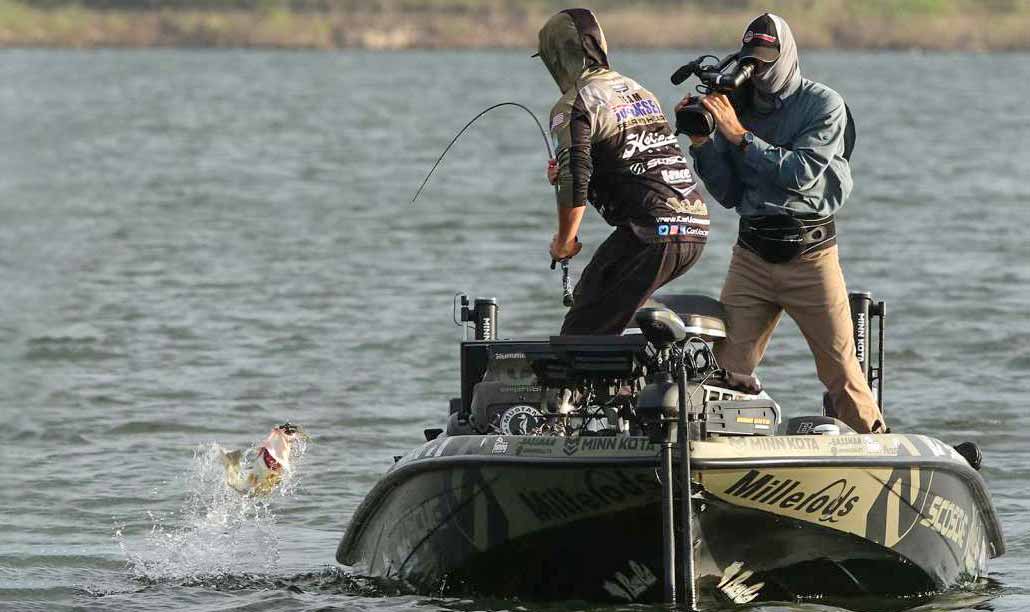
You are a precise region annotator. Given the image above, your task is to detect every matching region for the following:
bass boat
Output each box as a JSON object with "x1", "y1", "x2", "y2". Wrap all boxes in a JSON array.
[{"x1": 337, "y1": 292, "x2": 1004, "y2": 609}]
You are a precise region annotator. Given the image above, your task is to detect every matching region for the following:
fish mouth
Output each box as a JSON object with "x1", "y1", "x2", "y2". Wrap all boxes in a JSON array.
[{"x1": 258, "y1": 447, "x2": 282, "y2": 471}]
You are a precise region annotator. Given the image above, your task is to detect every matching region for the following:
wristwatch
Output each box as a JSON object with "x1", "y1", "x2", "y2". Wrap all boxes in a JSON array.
[{"x1": 738, "y1": 131, "x2": 754, "y2": 152}]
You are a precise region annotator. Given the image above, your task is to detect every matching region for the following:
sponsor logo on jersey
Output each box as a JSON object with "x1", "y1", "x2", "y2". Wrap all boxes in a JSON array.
[
  {"x1": 647, "y1": 155, "x2": 687, "y2": 169},
  {"x1": 661, "y1": 168, "x2": 693, "y2": 184},
  {"x1": 664, "y1": 197, "x2": 708, "y2": 216},
  {"x1": 622, "y1": 131, "x2": 678, "y2": 159},
  {"x1": 611, "y1": 98, "x2": 662, "y2": 124},
  {"x1": 629, "y1": 156, "x2": 687, "y2": 176}
]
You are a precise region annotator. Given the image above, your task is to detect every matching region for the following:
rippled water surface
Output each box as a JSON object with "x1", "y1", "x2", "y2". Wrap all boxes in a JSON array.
[{"x1": 1, "y1": 49, "x2": 1029, "y2": 611}]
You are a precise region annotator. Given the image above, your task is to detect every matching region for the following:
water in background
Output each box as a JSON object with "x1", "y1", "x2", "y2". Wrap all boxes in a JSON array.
[{"x1": 1, "y1": 49, "x2": 1028, "y2": 612}]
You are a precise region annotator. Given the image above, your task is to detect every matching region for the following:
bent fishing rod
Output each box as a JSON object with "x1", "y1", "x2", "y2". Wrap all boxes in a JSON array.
[{"x1": 411, "y1": 102, "x2": 574, "y2": 307}]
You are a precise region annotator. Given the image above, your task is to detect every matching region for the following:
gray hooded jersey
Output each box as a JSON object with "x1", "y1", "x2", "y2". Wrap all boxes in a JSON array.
[{"x1": 539, "y1": 9, "x2": 708, "y2": 244}]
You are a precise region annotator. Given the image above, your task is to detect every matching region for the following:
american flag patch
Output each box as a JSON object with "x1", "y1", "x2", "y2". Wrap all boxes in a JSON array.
[{"x1": 550, "y1": 113, "x2": 567, "y2": 130}]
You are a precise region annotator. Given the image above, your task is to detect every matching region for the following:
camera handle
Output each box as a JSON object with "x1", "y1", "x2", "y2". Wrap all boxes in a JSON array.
[{"x1": 670, "y1": 52, "x2": 740, "y2": 88}]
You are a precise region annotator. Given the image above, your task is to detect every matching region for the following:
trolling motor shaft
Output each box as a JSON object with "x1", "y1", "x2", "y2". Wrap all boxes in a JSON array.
[
  {"x1": 677, "y1": 358, "x2": 699, "y2": 611},
  {"x1": 659, "y1": 407, "x2": 677, "y2": 603},
  {"x1": 651, "y1": 356, "x2": 699, "y2": 608}
]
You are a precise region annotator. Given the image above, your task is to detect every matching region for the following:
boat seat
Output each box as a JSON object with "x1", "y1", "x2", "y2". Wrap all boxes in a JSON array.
[
  {"x1": 704, "y1": 369, "x2": 762, "y2": 395},
  {"x1": 782, "y1": 415, "x2": 856, "y2": 436},
  {"x1": 634, "y1": 293, "x2": 726, "y2": 339}
]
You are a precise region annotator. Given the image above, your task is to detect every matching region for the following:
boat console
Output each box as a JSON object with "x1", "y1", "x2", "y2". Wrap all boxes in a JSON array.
[{"x1": 451, "y1": 294, "x2": 780, "y2": 439}]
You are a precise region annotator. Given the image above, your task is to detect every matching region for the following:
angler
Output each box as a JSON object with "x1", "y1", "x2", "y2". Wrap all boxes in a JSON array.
[{"x1": 537, "y1": 8, "x2": 708, "y2": 335}]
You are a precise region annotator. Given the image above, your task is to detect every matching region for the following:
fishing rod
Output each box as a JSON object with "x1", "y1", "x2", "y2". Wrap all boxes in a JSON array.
[
  {"x1": 411, "y1": 102, "x2": 551, "y2": 203},
  {"x1": 410, "y1": 102, "x2": 573, "y2": 307}
]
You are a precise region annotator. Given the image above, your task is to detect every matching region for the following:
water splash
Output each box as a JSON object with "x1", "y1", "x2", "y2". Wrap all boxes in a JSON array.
[{"x1": 116, "y1": 433, "x2": 309, "y2": 581}]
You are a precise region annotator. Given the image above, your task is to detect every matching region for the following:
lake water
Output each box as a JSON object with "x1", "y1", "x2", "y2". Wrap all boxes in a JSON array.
[{"x1": 2, "y1": 49, "x2": 1029, "y2": 612}]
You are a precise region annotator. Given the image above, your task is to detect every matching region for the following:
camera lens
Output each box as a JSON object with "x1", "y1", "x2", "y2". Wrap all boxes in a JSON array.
[{"x1": 675, "y1": 102, "x2": 715, "y2": 137}]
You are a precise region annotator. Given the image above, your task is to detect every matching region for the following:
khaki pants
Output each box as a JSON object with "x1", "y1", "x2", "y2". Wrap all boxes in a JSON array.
[{"x1": 715, "y1": 244, "x2": 886, "y2": 434}]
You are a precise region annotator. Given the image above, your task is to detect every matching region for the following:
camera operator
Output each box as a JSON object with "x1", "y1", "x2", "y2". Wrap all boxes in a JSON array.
[{"x1": 677, "y1": 13, "x2": 886, "y2": 434}]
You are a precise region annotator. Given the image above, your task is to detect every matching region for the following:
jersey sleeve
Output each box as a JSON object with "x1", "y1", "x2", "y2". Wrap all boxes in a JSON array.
[{"x1": 550, "y1": 93, "x2": 593, "y2": 208}]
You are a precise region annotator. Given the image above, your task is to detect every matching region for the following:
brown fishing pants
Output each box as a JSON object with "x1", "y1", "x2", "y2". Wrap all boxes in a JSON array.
[{"x1": 715, "y1": 244, "x2": 887, "y2": 434}]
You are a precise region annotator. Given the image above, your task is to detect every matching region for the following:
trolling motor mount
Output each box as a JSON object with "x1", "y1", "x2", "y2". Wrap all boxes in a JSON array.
[{"x1": 456, "y1": 294, "x2": 499, "y2": 341}]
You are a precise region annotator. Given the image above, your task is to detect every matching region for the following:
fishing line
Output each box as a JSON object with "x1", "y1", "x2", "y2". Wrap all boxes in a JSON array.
[
  {"x1": 411, "y1": 101, "x2": 574, "y2": 308},
  {"x1": 410, "y1": 101, "x2": 553, "y2": 205}
]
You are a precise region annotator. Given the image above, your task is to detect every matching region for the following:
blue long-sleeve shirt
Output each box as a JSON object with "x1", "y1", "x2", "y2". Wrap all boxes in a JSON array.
[{"x1": 688, "y1": 79, "x2": 852, "y2": 218}]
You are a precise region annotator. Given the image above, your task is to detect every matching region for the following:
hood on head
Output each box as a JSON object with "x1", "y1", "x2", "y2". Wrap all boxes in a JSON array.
[
  {"x1": 536, "y1": 8, "x2": 609, "y2": 93},
  {"x1": 739, "y1": 13, "x2": 800, "y2": 98}
]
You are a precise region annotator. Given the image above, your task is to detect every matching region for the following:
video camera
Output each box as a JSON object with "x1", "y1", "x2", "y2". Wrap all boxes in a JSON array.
[{"x1": 670, "y1": 52, "x2": 757, "y2": 137}]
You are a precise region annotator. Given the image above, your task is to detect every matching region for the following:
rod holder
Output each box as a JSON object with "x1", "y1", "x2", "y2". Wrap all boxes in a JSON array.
[
  {"x1": 849, "y1": 291, "x2": 886, "y2": 414},
  {"x1": 459, "y1": 295, "x2": 499, "y2": 341}
]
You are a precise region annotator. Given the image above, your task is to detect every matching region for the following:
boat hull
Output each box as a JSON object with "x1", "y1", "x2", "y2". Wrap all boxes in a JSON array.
[{"x1": 337, "y1": 434, "x2": 1004, "y2": 607}]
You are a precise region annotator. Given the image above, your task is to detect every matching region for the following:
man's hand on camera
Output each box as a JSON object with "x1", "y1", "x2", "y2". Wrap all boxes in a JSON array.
[
  {"x1": 674, "y1": 94, "x2": 695, "y2": 112},
  {"x1": 701, "y1": 94, "x2": 747, "y2": 146}
]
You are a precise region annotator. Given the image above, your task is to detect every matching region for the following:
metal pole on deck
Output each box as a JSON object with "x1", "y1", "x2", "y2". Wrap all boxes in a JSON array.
[
  {"x1": 873, "y1": 300, "x2": 886, "y2": 415},
  {"x1": 660, "y1": 428, "x2": 677, "y2": 604},
  {"x1": 678, "y1": 359, "x2": 699, "y2": 611}
]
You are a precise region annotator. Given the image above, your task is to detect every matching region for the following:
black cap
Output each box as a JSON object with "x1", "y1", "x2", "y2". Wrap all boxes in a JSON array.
[{"x1": 739, "y1": 14, "x2": 780, "y2": 63}]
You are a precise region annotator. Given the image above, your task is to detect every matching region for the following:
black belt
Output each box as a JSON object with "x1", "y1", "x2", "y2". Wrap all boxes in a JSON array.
[{"x1": 737, "y1": 214, "x2": 836, "y2": 264}]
